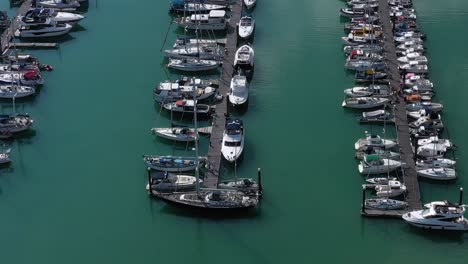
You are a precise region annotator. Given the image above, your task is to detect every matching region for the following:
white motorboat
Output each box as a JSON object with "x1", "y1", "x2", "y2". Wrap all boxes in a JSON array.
[
  {"x1": 175, "y1": 10, "x2": 227, "y2": 31},
  {"x1": 365, "y1": 198, "x2": 408, "y2": 210},
  {"x1": 417, "y1": 143, "x2": 448, "y2": 158},
  {"x1": 360, "y1": 109, "x2": 395, "y2": 124},
  {"x1": 342, "y1": 97, "x2": 389, "y2": 109},
  {"x1": 402, "y1": 203, "x2": 468, "y2": 231},
  {"x1": 146, "y1": 171, "x2": 201, "y2": 193},
  {"x1": 228, "y1": 74, "x2": 248, "y2": 105},
  {"x1": 0, "y1": 85, "x2": 36, "y2": 99},
  {"x1": 416, "y1": 158, "x2": 456, "y2": 169},
  {"x1": 0, "y1": 71, "x2": 44, "y2": 86},
  {"x1": 15, "y1": 22, "x2": 72, "y2": 38},
  {"x1": 151, "y1": 127, "x2": 198, "y2": 142},
  {"x1": 375, "y1": 180, "x2": 407, "y2": 198},
  {"x1": 399, "y1": 62, "x2": 428, "y2": 74},
  {"x1": 154, "y1": 78, "x2": 217, "y2": 103},
  {"x1": 394, "y1": 36, "x2": 422, "y2": 44},
  {"x1": 221, "y1": 119, "x2": 244, "y2": 162},
  {"x1": 234, "y1": 44, "x2": 254, "y2": 68},
  {"x1": 344, "y1": 85, "x2": 391, "y2": 98},
  {"x1": 354, "y1": 133, "x2": 397, "y2": 150},
  {"x1": 22, "y1": 8, "x2": 84, "y2": 25},
  {"x1": 404, "y1": 74, "x2": 433, "y2": 88},
  {"x1": 397, "y1": 53, "x2": 428, "y2": 64},
  {"x1": 168, "y1": 59, "x2": 220, "y2": 72},
  {"x1": 36, "y1": 0, "x2": 80, "y2": 10},
  {"x1": 238, "y1": 16, "x2": 255, "y2": 39},
  {"x1": 358, "y1": 155, "x2": 402, "y2": 175},
  {"x1": 244, "y1": 0, "x2": 257, "y2": 9},
  {"x1": 163, "y1": 99, "x2": 213, "y2": 115},
  {"x1": 417, "y1": 168, "x2": 456, "y2": 181},
  {"x1": 417, "y1": 136, "x2": 453, "y2": 149},
  {"x1": 366, "y1": 177, "x2": 398, "y2": 185}
]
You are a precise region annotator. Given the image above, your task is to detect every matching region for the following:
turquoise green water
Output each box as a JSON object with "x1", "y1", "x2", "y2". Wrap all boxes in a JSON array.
[{"x1": 0, "y1": 0, "x2": 468, "y2": 263}]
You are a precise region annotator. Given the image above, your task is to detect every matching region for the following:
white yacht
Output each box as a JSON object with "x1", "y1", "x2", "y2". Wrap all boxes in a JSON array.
[
  {"x1": 151, "y1": 127, "x2": 198, "y2": 142},
  {"x1": 417, "y1": 168, "x2": 457, "y2": 181},
  {"x1": 167, "y1": 59, "x2": 220, "y2": 72},
  {"x1": 22, "y1": 8, "x2": 84, "y2": 25},
  {"x1": 175, "y1": 10, "x2": 227, "y2": 31},
  {"x1": 154, "y1": 78, "x2": 217, "y2": 103},
  {"x1": 0, "y1": 85, "x2": 36, "y2": 99},
  {"x1": 365, "y1": 198, "x2": 408, "y2": 210},
  {"x1": 244, "y1": 0, "x2": 257, "y2": 9},
  {"x1": 238, "y1": 16, "x2": 255, "y2": 39},
  {"x1": 234, "y1": 44, "x2": 255, "y2": 68},
  {"x1": 0, "y1": 71, "x2": 44, "y2": 86},
  {"x1": 358, "y1": 155, "x2": 402, "y2": 175},
  {"x1": 36, "y1": 0, "x2": 81, "y2": 10},
  {"x1": 164, "y1": 43, "x2": 224, "y2": 60},
  {"x1": 342, "y1": 97, "x2": 389, "y2": 109},
  {"x1": 15, "y1": 22, "x2": 72, "y2": 38},
  {"x1": 228, "y1": 74, "x2": 249, "y2": 105},
  {"x1": 416, "y1": 158, "x2": 456, "y2": 169},
  {"x1": 221, "y1": 119, "x2": 244, "y2": 162},
  {"x1": 417, "y1": 136, "x2": 453, "y2": 149},
  {"x1": 375, "y1": 180, "x2": 407, "y2": 198},
  {"x1": 354, "y1": 133, "x2": 397, "y2": 150},
  {"x1": 403, "y1": 203, "x2": 468, "y2": 231},
  {"x1": 417, "y1": 143, "x2": 448, "y2": 158}
]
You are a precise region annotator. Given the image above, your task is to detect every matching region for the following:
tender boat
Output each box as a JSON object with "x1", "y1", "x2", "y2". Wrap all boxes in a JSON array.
[
  {"x1": 156, "y1": 189, "x2": 259, "y2": 210},
  {"x1": 344, "y1": 85, "x2": 391, "y2": 98},
  {"x1": 154, "y1": 77, "x2": 217, "y2": 103},
  {"x1": 0, "y1": 85, "x2": 36, "y2": 99},
  {"x1": 143, "y1": 155, "x2": 206, "y2": 172},
  {"x1": 36, "y1": 0, "x2": 81, "y2": 10},
  {"x1": 146, "y1": 171, "x2": 201, "y2": 193},
  {"x1": 417, "y1": 168, "x2": 456, "y2": 181},
  {"x1": 360, "y1": 109, "x2": 395, "y2": 124},
  {"x1": 358, "y1": 155, "x2": 402, "y2": 175},
  {"x1": 238, "y1": 16, "x2": 255, "y2": 39},
  {"x1": 375, "y1": 180, "x2": 407, "y2": 198},
  {"x1": 354, "y1": 133, "x2": 397, "y2": 150},
  {"x1": 402, "y1": 202, "x2": 468, "y2": 231},
  {"x1": 234, "y1": 44, "x2": 254, "y2": 69},
  {"x1": 168, "y1": 58, "x2": 220, "y2": 72},
  {"x1": 163, "y1": 99, "x2": 213, "y2": 116},
  {"x1": 175, "y1": 10, "x2": 227, "y2": 31},
  {"x1": 0, "y1": 71, "x2": 44, "y2": 86},
  {"x1": 416, "y1": 158, "x2": 456, "y2": 169},
  {"x1": 365, "y1": 198, "x2": 408, "y2": 210},
  {"x1": 244, "y1": 0, "x2": 257, "y2": 9},
  {"x1": 218, "y1": 178, "x2": 260, "y2": 196},
  {"x1": 228, "y1": 73, "x2": 249, "y2": 105},
  {"x1": 342, "y1": 97, "x2": 389, "y2": 109},
  {"x1": 151, "y1": 127, "x2": 198, "y2": 142},
  {"x1": 15, "y1": 22, "x2": 72, "y2": 38},
  {"x1": 221, "y1": 119, "x2": 244, "y2": 163}
]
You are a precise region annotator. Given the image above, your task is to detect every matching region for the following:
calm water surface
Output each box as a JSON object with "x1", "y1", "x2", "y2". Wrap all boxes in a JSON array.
[{"x1": 0, "y1": 0, "x2": 467, "y2": 263}]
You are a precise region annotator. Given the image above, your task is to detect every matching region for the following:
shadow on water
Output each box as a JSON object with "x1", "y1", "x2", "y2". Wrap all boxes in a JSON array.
[
  {"x1": 405, "y1": 225, "x2": 467, "y2": 243},
  {"x1": 70, "y1": 24, "x2": 87, "y2": 33}
]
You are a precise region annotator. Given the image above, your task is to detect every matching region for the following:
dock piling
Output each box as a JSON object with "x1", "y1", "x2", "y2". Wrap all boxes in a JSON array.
[
  {"x1": 258, "y1": 168, "x2": 263, "y2": 195},
  {"x1": 459, "y1": 187, "x2": 464, "y2": 205},
  {"x1": 361, "y1": 186, "x2": 366, "y2": 214}
]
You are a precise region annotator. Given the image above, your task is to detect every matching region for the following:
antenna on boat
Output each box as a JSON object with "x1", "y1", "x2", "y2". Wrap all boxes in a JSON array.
[{"x1": 192, "y1": 77, "x2": 200, "y2": 196}]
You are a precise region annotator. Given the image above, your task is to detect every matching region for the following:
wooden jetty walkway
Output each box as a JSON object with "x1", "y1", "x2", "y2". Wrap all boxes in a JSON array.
[
  {"x1": 362, "y1": 0, "x2": 422, "y2": 217},
  {"x1": 204, "y1": 1, "x2": 243, "y2": 188}
]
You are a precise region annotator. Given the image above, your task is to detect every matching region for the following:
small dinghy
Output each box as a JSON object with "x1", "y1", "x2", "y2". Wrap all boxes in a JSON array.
[
  {"x1": 365, "y1": 198, "x2": 408, "y2": 210},
  {"x1": 228, "y1": 73, "x2": 249, "y2": 106},
  {"x1": 168, "y1": 58, "x2": 220, "y2": 72},
  {"x1": 366, "y1": 177, "x2": 398, "y2": 185},
  {"x1": 360, "y1": 109, "x2": 395, "y2": 124},
  {"x1": 221, "y1": 119, "x2": 244, "y2": 162},
  {"x1": 154, "y1": 78, "x2": 217, "y2": 103},
  {"x1": 238, "y1": 16, "x2": 255, "y2": 39},
  {"x1": 143, "y1": 155, "x2": 206, "y2": 172},
  {"x1": 417, "y1": 168, "x2": 457, "y2": 181},
  {"x1": 342, "y1": 97, "x2": 389, "y2": 109},
  {"x1": 151, "y1": 127, "x2": 198, "y2": 142},
  {"x1": 36, "y1": 0, "x2": 81, "y2": 10},
  {"x1": 146, "y1": 171, "x2": 201, "y2": 193},
  {"x1": 163, "y1": 99, "x2": 213, "y2": 116},
  {"x1": 234, "y1": 44, "x2": 255, "y2": 69},
  {"x1": 375, "y1": 180, "x2": 407, "y2": 198},
  {"x1": 358, "y1": 155, "x2": 402, "y2": 175},
  {"x1": 218, "y1": 178, "x2": 260, "y2": 195},
  {"x1": 344, "y1": 85, "x2": 391, "y2": 98},
  {"x1": 0, "y1": 71, "x2": 44, "y2": 86},
  {"x1": 354, "y1": 133, "x2": 397, "y2": 150},
  {"x1": 0, "y1": 85, "x2": 36, "y2": 99},
  {"x1": 416, "y1": 158, "x2": 456, "y2": 169},
  {"x1": 244, "y1": 0, "x2": 257, "y2": 9}
]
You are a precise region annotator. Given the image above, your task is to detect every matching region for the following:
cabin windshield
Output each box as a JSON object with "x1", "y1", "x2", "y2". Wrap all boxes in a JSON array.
[{"x1": 225, "y1": 141, "x2": 241, "y2": 147}]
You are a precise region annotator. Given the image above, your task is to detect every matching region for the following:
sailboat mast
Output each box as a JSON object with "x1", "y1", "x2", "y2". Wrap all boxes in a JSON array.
[{"x1": 192, "y1": 77, "x2": 200, "y2": 195}]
